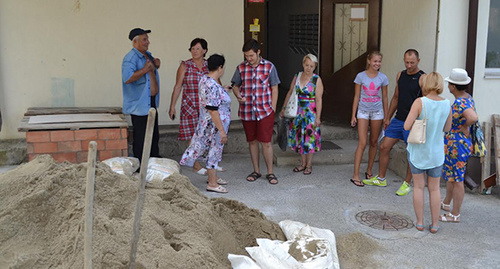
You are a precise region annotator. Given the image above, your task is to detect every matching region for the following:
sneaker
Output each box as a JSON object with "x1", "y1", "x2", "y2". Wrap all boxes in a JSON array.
[
  {"x1": 396, "y1": 181, "x2": 412, "y2": 196},
  {"x1": 363, "y1": 175, "x2": 387, "y2": 187}
]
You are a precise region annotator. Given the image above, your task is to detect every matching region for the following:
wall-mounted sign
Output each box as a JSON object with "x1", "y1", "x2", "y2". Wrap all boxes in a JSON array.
[{"x1": 350, "y1": 5, "x2": 367, "y2": 21}]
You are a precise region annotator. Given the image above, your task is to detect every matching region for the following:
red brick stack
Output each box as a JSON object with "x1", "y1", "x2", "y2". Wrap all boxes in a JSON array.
[{"x1": 26, "y1": 128, "x2": 128, "y2": 163}]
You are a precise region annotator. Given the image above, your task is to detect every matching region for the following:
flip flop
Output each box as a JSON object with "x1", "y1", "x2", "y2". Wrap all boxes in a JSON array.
[
  {"x1": 196, "y1": 168, "x2": 208, "y2": 175},
  {"x1": 429, "y1": 225, "x2": 439, "y2": 234},
  {"x1": 350, "y1": 179, "x2": 365, "y2": 187},
  {"x1": 206, "y1": 178, "x2": 228, "y2": 185},
  {"x1": 415, "y1": 224, "x2": 424, "y2": 231},
  {"x1": 365, "y1": 172, "x2": 373, "y2": 179},
  {"x1": 206, "y1": 185, "x2": 228, "y2": 193}
]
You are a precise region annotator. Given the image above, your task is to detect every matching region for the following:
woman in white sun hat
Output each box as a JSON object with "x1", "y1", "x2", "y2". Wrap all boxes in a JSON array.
[{"x1": 440, "y1": 68, "x2": 478, "y2": 223}]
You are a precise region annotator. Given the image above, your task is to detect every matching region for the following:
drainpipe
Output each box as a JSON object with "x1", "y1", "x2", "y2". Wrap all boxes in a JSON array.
[{"x1": 433, "y1": 0, "x2": 441, "y2": 71}]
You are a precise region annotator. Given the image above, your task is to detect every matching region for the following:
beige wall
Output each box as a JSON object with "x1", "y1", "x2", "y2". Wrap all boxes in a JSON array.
[
  {"x1": 0, "y1": 0, "x2": 244, "y2": 139},
  {"x1": 380, "y1": 0, "x2": 438, "y2": 97},
  {"x1": 435, "y1": 0, "x2": 469, "y2": 101},
  {"x1": 473, "y1": 0, "x2": 500, "y2": 122}
]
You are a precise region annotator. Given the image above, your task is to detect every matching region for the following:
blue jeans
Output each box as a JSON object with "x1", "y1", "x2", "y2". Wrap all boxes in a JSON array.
[{"x1": 407, "y1": 151, "x2": 443, "y2": 177}]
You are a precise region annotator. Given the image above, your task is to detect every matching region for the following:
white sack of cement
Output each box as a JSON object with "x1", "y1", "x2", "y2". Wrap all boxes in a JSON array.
[
  {"x1": 102, "y1": 157, "x2": 139, "y2": 176},
  {"x1": 246, "y1": 238, "x2": 302, "y2": 269},
  {"x1": 228, "y1": 254, "x2": 262, "y2": 269},
  {"x1": 228, "y1": 220, "x2": 339, "y2": 269},
  {"x1": 279, "y1": 220, "x2": 339, "y2": 269},
  {"x1": 146, "y1": 157, "x2": 181, "y2": 182}
]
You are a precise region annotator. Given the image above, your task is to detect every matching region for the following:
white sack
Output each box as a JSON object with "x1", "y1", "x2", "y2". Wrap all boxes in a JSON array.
[
  {"x1": 102, "y1": 157, "x2": 139, "y2": 176},
  {"x1": 146, "y1": 157, "x2": 181, "y2": 182}
]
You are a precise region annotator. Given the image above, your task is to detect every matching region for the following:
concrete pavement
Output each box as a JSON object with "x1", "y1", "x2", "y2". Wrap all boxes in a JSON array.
[
  {"x1": 180, "y1": 153, "x2": 500, "y2": 269},
  {"x1": 1, "y1": 152, "x2": 499, "y2": 268}
]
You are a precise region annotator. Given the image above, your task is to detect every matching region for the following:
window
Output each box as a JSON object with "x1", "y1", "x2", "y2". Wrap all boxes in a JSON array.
[
  {"x1": 486, "y1": 0, "x2": 500, "y2": 77},
  {"x1": 288, "y1": 14, "x2": 319, "y2": 55}
]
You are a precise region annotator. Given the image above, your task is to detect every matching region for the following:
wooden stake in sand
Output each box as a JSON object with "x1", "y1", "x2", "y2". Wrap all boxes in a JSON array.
[
  {"x1": 84, "y1": 141, "x2": 97, "y2": 269},
  {"x1": 129, "y1": 108, "x2": 156, "y2": 269}
]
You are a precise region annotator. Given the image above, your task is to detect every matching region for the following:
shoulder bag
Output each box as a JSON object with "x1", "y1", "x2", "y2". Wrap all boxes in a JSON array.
[
  {"x1": 407, "y1": 98, "x2": 427, "y2": 144},
  {"x1": 284, "y1": 72, "x2": 301, "y2": 118},
  {"x1": 470, "y1": 121, "x2": 486, "y2": 157}
]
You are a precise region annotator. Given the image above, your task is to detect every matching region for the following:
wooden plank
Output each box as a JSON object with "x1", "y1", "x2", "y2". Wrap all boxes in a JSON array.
[
  {"x1": 28, "y1": 114, "x2": 123, "y2": 124},
  {"x1": 18, "y1": 117, "x2": 128, "y2": 132},
  {"x1": 493, "y1": 114, "x2": 500, "y2": 186},
  {"x1": 480, "y1": 121, "x2": 492, "y2": 192},
  {"x1": 494, "y1": 115, "x2": 500, "y2": 127},
  {"x1": 25, "y1": 107, "x2": 123, "y2": 116}
]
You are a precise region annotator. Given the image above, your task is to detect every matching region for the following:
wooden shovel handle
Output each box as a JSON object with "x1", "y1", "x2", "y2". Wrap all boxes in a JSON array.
[
  {"x1": 129, "y1": 108, "x2": 156, "y2": 269},
  {"x1": 84, "y1": 141, "x2": 97, "y2": 269}
]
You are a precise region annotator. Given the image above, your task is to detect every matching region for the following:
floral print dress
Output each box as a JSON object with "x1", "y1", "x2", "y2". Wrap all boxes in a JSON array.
[
  {"x1": 180, "y1": 75, "x2": 231, "y2": 170},
  {"x1": 442, "y1": 95, "x2": 475, "y2": 182},
  {"x1": 288, "y1": 72, "x2": 321, "y2": 154}
]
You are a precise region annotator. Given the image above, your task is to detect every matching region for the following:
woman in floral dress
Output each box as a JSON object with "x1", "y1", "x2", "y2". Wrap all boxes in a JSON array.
[
  {"x1": 180, "y1": 54, "x2": 231, "y2": 193},
  {"x1": 441, "y1": 68, "x2": 478, "y2": 223},
  {"x1": 280, "y1": 54, "x2": 324, "y2": 175},
  {"x1": 169, "y1": 38, "x2": 209, "y2": 174}
]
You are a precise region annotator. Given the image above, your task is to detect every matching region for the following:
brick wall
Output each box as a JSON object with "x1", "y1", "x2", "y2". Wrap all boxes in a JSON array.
[{"x1": 26, "y1": 128, "x2": 128, "y2": 163}]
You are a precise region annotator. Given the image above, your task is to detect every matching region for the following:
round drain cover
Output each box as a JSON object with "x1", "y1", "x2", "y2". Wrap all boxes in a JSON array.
[{"x1": 355, "y1": 210, "x2": 414, "y2": 231}]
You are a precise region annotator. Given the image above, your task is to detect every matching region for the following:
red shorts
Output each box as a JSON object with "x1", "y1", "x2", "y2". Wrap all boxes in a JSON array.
[{"x1": 242, "y1": 111, "x2": 275, "y2": 143}]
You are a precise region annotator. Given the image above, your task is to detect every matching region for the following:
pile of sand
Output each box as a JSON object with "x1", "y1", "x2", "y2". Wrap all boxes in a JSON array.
[{"x1": 0, "y1": 155, "x2": 285, "y2": 268}]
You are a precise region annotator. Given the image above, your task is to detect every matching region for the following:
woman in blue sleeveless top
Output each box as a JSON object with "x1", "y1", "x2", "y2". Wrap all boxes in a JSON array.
[{"x1": 404, "y1": 72, "x2": 452, "y2": 233}]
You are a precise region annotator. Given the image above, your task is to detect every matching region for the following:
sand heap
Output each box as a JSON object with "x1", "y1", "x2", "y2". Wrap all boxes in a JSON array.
[{"x1": 0, "y1": 155, "x2": 286, "y2": 269}]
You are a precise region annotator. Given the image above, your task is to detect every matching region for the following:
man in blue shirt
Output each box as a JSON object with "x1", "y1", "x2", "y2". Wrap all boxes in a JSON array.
[{"x1": 122, "y1": 28, "x2": 161, "y2": 162}]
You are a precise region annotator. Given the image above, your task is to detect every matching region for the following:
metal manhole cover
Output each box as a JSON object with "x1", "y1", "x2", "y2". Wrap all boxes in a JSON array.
[
  {"x1": 322, "y1": 141, "x2": 341, "y2": 150},
  {"x1": 355, "y1": 210, "x2": 414, "y2": 231}
]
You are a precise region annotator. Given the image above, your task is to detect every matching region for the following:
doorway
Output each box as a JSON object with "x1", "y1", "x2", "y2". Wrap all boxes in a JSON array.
[{"x1": 320, "y1": 0, "x2": 381, "y2": 124}]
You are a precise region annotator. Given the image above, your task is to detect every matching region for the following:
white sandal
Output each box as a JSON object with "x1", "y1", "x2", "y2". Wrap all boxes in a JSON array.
[
  {"x1": 206, "y1": 178, "x2": 228, "y2": 185},
  {"x1": 439, "y1": 212, "x2": 460, "y2": 223},
  {"x1": 441, "y1": 202, "x2": 451, "y2": 212},
  {"x1": 196, "y1": 168, "x2": 208, "y2": 175},
  {"x1": 216, "y1": 166, "x2": 227, "y2": 172},
  {"x1": 206, "y1": 185, "x2": 228, "y2": 193}
]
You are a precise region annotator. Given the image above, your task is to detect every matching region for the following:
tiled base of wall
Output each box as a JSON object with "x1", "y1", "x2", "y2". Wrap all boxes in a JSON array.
[{"x1": 26, "y1": 128, "x2": 128, "y2": 163}]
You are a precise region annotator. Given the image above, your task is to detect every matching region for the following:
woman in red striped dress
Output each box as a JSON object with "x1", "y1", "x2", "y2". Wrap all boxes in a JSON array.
[{"x1": 169, "y1": 38, "x2": 209, "y2": 173}]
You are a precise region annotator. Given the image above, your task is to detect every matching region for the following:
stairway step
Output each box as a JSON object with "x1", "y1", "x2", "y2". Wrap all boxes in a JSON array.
[{"x1": 273, "y1": 139, "x2": 376, "y2": 167}]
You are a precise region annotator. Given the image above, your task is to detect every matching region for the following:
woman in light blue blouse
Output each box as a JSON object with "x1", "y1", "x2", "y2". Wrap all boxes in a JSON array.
[{"x1": 404, "y1": 72, "x2": 452, "y2": 233}]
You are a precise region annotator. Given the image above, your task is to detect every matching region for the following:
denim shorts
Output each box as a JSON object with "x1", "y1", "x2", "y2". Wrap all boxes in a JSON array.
[
  {"x1": 357, "y1": 109, "x2": 384, "y2": 120},
  {"x1": 385, "y1": 118, "x2": 410, "y2": 143},
  {"x1": 407, "y1": 151, "x2": 443, "y2": 177}
]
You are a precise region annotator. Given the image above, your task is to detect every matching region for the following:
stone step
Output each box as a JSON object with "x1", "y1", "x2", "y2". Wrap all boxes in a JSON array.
[
  {"x1": 273, "y1": 139, "x2": 377, "y2": 167},
  {"x1": 0, "y1": 139, "x2": 27, "y2": 165},
  {"x1": 158, "y1": 121, "x2": 359, "y2": 157}
]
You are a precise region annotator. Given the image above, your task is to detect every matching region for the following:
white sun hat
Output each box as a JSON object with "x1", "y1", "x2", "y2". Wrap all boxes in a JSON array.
[{"x1": 444, "y1": 68, "x2": 471, "y2": 85}]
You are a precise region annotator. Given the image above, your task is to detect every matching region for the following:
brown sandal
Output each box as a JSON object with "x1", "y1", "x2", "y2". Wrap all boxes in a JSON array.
[
  {"x1": 293, "y1": 166, "x2": 306, "y2": 172},
  {"x1": 303, "y1": 166, "x2": 312, "y2": 175},
  {"x1": 246, "y1": 172, "x2": 262, "y2": 182},
  {"x1": 266, "y1": 173, "x2": 278, "y2": 184}
]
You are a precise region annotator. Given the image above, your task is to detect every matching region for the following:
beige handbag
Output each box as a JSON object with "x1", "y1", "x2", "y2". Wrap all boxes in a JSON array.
[
  {"x1": 407, "y1": 98, "x2": 427, "y2": 144},
  {"x1": 284, "y1": 72, "x2": 301, "y2": 118}
]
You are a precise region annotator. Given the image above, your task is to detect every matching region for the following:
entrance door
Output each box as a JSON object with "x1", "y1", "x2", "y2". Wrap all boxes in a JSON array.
[
  {"x1": 320, "y1": 0, "x2": 381, "y2": 124},
  {"x1": 244, "y1": 0, "x2": 268, "y2": 58}
]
